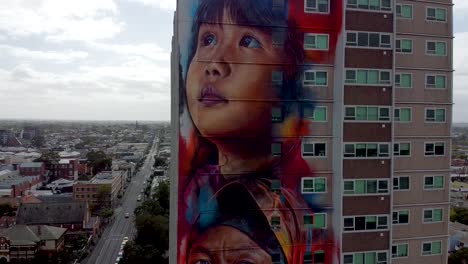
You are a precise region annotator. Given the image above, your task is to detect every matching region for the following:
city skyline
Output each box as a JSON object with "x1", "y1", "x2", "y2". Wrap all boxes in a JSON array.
[{"x1": 0, "y1": 0, "x2": 467, "y2": 122}]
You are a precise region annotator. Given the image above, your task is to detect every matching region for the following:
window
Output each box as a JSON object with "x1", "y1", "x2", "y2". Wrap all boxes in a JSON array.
[
  {"x1": 314, "y1": 251, "x2": 325, "y2": 263},
  {"x1": 392, "y1": 210, "x2": 409, "y2": 224},
  {"x1": 304, "y1": 213, "x2": 327, "y2": 228},
  {"x1": 425, "y1": 142, "x2": 445, "y2": 156},
  {"x1": 344, "y1": 106, "x2": 390, "y2": 121},
  {"x1": 302, "y1": 142, "x2": 327, "y2": 157},
  {"x1": 426, "y1": 41, "x2": 446, "y2": 56},
  {"x1": 272, "y1": 106, "x2": 283, "y2": 122},
  {"x1": 271, "y1": 143, "x2": 282, "y2": 156},
  {"x1": 394, "y1": 108, "x2": 411, "y2": 122},
  {"x1": 427, "y1": 7, "x2": 447, "y2": 22},
  {"x1": 426, "y1": 74, "x2": 446, "y2": 89},
  {"x1": 305, "y1": 0, "x2": 329, "y2": 13},
  {"x1": 303, "y1": 106, "x2": 327, "y2": 121},
  {"x1": 303, "y1": 70, "x2": 328, "y2": 86},
  {"x1": 396, "y1": 4, "x2": 412, "y2": 19},
  {"x1": 271, "y1": 71, "x2": 283, "y2": 85},
  {"x1": 304, "y1": 252, "x2": 313, "y2": 264},
  {"x1": 422, "y1": 241, "x2": 442, "y2": 255},
  {"x1": 393, "y1": 176, "x2": 410, "y2": 191},
  {"x1": 424, "y1": 175, "x2": 444, "y2": 190},
  {"x1": 344, "y1": 143, "x2": 390, "y2": 158},
  {"x1": 346, "y1": 31, "x2": 391, "y2": 48},
  {"x1": 423, "y1": 209, "x2": 443, "y2": 223},
  {"x1": 343, "y1": 179, "x2": 389, "y2": 195},
  {"x1": 301, "y1": 177, "x2": 326, "y2": 193},
  {"x1": 394, "y1": 73, "x2": 412, "y2": 88},
  {"x1": 270, "y1": 179, "x2": 281, "y2": 193},
  {"x1": 304, "y1": 34, "x2": 329, "y2": 50},
  {"x1": 393, "y1": 143, "x2": 410, "y2": 156},
  {"x1": 425, "y1": 108, "x2": 446, "y2": 122},
  {"x1": 343, "y1": 215, "x2": 389, "y2": 232},
  {"x1": 395, "y1": 39, "x2": 412, "y2": 53},
  {"x1": 392, "y1": 244, "x2": 408, "y2": 258},
  {"x1": 344, "y1": 251, "x2": 388, "y2": 264},
  {"x1": 345, "y1": 69, "x2": 392, "y2": 85},
  {"x1": 346, "y1": 0, "x2": 392, "y2": 11},
  {"x1": 271, "y1": 215, "x2": 281, "y2": 228}
]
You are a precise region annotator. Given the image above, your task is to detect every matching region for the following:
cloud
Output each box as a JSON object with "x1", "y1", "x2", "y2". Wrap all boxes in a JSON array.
[
  {"x1": 0, "y1": 44, "x2": 88, "y2": 64},
  {"x1": 126, "y1": 0, "x2": 176, "y2": 11},
  {"x1": 86, "y1": 42, "x2": 170, "y2": 61},
  {"x1": 0, "y1": 0, "x2": 124, "y2": 42}
]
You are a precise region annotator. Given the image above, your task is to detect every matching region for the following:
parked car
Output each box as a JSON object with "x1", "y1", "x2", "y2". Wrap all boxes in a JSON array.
[{"x1": 124, "y1": 212, "x2": 130, "y2": 218}]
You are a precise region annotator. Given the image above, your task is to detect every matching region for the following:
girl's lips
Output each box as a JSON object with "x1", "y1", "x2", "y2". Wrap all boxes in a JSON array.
[{"x1": 199, "y1": 85, "x2": 228, "y2": 107}]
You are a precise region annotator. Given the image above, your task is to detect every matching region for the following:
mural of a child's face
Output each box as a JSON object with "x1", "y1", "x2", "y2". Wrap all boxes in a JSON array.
[
  {"x1": 188, "y1": 226, "x2": 272, "y2": 264},
  {"x1": 186, "y1": 11, "x2": 282, "y2": 138}
]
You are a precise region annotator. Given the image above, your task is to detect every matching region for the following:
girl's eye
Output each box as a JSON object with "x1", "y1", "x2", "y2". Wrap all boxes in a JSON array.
[
  {"x1": 202, "y1": 34, "x2": 217, "y2": 47},
  {"x1": 239, "y1": 35, "x2": 262, "y2": 49},
  {"x1": 238, "y1": 261, "x2": 254, "y2": 264},
  {"x1": 194, "y1": 261, "x2": 210, "y2": 264}
]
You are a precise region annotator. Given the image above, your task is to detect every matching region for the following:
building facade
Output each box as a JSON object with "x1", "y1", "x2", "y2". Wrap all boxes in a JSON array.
[
  {"x1": 73, "y1": 171, "x2": 124, "y2": 208},
  {"x1": 171, "y1": 1, "x2": 452, "y2": 263}
]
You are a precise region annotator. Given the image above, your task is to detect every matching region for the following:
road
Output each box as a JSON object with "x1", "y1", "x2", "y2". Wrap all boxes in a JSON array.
[{"x1": 85, "y1": 135, "x2": 160, "y2": 264}]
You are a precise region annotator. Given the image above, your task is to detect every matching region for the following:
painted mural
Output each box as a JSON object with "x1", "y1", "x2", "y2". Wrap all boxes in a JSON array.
[{"x1": 177, "y1": 0, "x2": 343, "y2": 263}]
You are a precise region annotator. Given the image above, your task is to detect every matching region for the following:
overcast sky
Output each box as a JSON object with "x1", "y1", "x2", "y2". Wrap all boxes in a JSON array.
[{"x1": 0, "y1": 0, "x2": 466, "y2": 121}]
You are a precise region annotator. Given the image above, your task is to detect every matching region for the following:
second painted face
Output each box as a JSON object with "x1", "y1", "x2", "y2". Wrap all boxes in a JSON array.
[
  {"x1": 188, "y1": 225, "x2": 273, "y2": 264},
  {"x1": 186, "y1": 11, "x2": 282, "y2": 138}
]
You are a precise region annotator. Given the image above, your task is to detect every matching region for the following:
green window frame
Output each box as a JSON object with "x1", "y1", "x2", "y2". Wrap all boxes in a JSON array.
[
  {"x1": 396, "y1": 39, "x2": 412, "y2": 53},
  {"x1": 344, "y1": 251, "x2": 388, "y2": 264},
  {"x1": 346, "y1": 31, "x2": 392, "y2": 48},
  {"x1": 393, "y1": 176, "x2": 410, "y2": 191},
  {"x1": 313, "y1": 213, "x2": 326, "y2": 228},
  {"x1": 347, "y1": 0, "x2": 392, "y2": 11},
  {"x1": 271, "y1": 142, "x2": 282, "y2": 156},
  {"x1": 345, "y1": 69, "x2": 392, "y2": 85},
  {"x1": 424, "y1": 176, "x2": 444, "y2": 190},
  {"x1": 305, "y1": 0, "x2": 329, "y2": 13},
  {"x1": 303, "y1": 70, "x2": 328, "y2": 86},
  {"x1": 393, "y1": 143, "x2": 410, "y2": 156},
  {"x1": 301, "y1": 177, "x2": 327, "y2": 193},
  {"x1": 422, "y1": 241, "x2": 442, "y2": 255},
  {"x1": 271, "y1": 216, "x2": 281, "y2": 227},
  {"x1": 427, "y1": 7, "x2": 447, "y2": 22},
  {"x1": 425, "y1": 108, "x2": 445, "y2": 122},
  {"x1": 394, "y1": 108, "x2": 411, "y2": 122},
  {"x1": 423, "y1": 208, "x2": 443, "y2": 223},
  {"x1": 303, "y1": 106, "x2": 327, "y2": 121},
  {"x1": 302, "y1": 142, "x2": 327, "y2": 157},
  {"x1": 426, "y1": 75, "x2": 446, "y2": 89},
  {"x1": 304, "y1": 34, "x2": 329, "y2": 50},
  {"x1": 392, "y1": 244, "x2": 408, "y2": 258},
  {"x1": 425, "y1": 142, "x2": 445, "y2": 156},
  {"x1": 396, "y1": 4, "x2": 412, "y2": 19},
  {"x1": 271, "y1": 106, "x2": 283, "y2": 122},
  {"x1": 426, "y1": 41, "x2": 446, "y2": 56},
  {"x1": 344, "y1": 179, "x2": 389, "y2": 195},
  {"x1": 392, "y1": 210, "x2": 409, "y2": 224},
  {"x1": 344, "y1": 143, "x2": 390, "y2": 158},
  {"x1": 395, "y1": 73, "x2": 412, "y2": 88},
  {"x1": 344, "y1": 106, "x2": 390, "y2": 121}
]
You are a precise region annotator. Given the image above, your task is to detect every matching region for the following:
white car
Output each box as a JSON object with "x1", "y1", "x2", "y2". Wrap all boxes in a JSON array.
[{"x1": 115, "y1": 256, "x2": 121, "y2": 264}]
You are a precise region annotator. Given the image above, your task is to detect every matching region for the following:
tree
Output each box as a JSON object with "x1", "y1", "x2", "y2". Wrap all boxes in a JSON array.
[
  {"x1": 451, "y1": 208, "x2": 468, "y2": 225},
  {"x1": 449, "y1": 248, "x2": 468, "y2": 264},
  {"x1": 153, "y1": 157, "x2": 167, "y2": 168},
  {"x1": 95, "y1": 185, "x2": 112, "y2": 211},
  {"x1": 34, "y1": 151, "x2": 59, "y2": 164},
  {"x1": 86, "y1": 150, "x2": 112, "y2": 175},
  {"x1": 153, "y1": 180, "x2": 169, "y2": 214},
  {"x1": 0, "y1": 203, "x2": 14, "y2": 216}
]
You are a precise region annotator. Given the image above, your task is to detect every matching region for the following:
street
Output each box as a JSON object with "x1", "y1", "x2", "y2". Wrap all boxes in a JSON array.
[{"x1": 85, "y1": 135, "x2": 160, "y2": 264}]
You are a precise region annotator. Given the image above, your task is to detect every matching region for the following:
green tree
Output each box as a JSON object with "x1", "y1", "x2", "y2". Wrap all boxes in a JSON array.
[
  {"x1": 0, "y1": 203, "x2": 14, "y2": 216},
  {"x1": 449, "y1": 248, "x2": 468, "y2": 264},
  {"x1": 153, "y1": 157, "x2": 167, "y2": 168},
  {"x1": 95, "y1": 185, "x2": 112, "y2": 211},
  {"x1": 86, "y1": 150, "x2": 112, "y2": 175},
  {"x1": 451, "y1": 208, "x2": 468, "y2": 225},
  {"x1": 153, "y1": 180, "x2": 169, "y2": 214},
  {"x1": 34, "y1": 151, "x2": 59, "y2": 164}
]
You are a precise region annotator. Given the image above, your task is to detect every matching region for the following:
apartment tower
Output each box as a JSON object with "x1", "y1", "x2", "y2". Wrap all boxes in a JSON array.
[{"x1": 171, "y1": 0, "x2": 452, "y2": 263}]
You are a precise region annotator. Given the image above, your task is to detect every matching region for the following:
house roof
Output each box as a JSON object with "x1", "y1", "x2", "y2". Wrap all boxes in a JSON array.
[
  {"x1": 0, "y1": 225, "x2": 66, "y2": 246},
  {"x1": 16, "y1": 202, "x2": 87, "y2": 225},
  {"x1": 19, "y1": 162, "x2": 43, "y2": 168}
]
